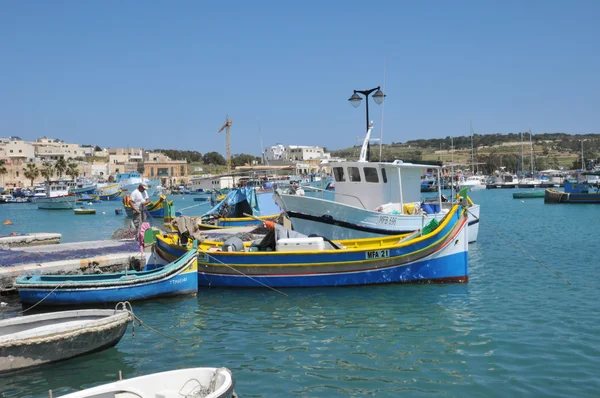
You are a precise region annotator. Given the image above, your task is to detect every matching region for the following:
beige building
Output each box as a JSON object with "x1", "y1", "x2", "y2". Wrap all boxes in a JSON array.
[
  {"x1": 143, "y1": 160, "x2": 188, "y2": 187},
  {"x1": 107, "y1": 148, "x2": 144, "y2": 165},
  {"x1": 0, "y1": 137, "x2": 36, "y2": 161},
  {"x1": 33, "y1": 137, "x2": 86, "y2": 160}
]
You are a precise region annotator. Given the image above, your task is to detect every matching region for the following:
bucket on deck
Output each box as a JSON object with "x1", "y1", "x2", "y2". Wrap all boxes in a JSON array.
[{"x1": 421, "y1": 203, "x2": 441, "y2": 214}]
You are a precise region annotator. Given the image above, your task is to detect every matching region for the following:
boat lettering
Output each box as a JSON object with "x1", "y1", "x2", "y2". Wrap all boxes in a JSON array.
[
  {"x1": 170, "y1": 278, "x2": 188, "y2": 284},
  {"x1": 377, "y1": 216, "x2": 397, "y2": 226},
  {"x1": 366, "y1": 250, "x2": 390, "y2": 260}
]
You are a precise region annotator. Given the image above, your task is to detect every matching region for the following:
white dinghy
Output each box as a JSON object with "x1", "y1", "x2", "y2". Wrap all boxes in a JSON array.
[
  {"x1": 57, "y1": 367, "x2": 236, "y2": 398},
  {"x1": 0, "y1": 309, "x2": 131, "y2": 373}
]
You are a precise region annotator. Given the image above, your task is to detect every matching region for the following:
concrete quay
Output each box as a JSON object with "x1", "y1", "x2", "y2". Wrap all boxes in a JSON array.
[{"x1": 0, "y1": 233, "x2": 61, "y2": 248}]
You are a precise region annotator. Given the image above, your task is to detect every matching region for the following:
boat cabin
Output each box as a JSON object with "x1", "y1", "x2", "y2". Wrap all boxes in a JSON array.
[{"x1": 330, "y1": 161, "x2": 440, "y2": 210}]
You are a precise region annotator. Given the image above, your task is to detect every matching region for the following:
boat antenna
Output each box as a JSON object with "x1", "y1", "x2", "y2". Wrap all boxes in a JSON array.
[
  {"x1": 379, "y1": 56, "x2": 387, "y2": 161},
  {"x1": 259, "y1": 121, "x2": 268, "y2": 166}
]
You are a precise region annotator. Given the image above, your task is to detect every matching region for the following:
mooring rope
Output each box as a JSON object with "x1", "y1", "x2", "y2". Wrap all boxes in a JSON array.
[
  {"x1": 17, "y1": 283, "x2": 65, "y2": 314},
  {"x1": 203, "y1": 252, "x2": 288, "y2": 296},
  {"x1": 468, "y1": 209, "x2": 572, "y2": 286},
  {"x1": 116, "y1": 301, "x2": 178, "y2": 342}
]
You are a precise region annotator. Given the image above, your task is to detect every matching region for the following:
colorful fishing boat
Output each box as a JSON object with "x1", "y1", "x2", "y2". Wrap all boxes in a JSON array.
[
  {"x1": 76, "y1": 194, "x2": 102, "y2": 203},
  {"x1": 15, "y1": 246, "x2": 198, "y2": 305},
  {"x1": 0, "y1": 309, "x2": 131, "y2": 373},
  {"x1": 155, "y1": 203, "x2": 469, "y2": 287},
  {"x1": 99, "y1": 190, "x2": 122, "y2": 201},
  {"x1": 513, "y1": 190, "x2": 546, "y2": 199},
  {"x1": 123, "y1": 195, "x2": 170, "y2": 217},
  {"x1": 165, "y1": 188, "x2": 280, "y2": 230}
]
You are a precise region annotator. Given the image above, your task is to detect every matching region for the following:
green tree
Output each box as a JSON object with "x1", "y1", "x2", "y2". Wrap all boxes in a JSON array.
[
  {"x1": 94, "y1": 145, "x2": 102, "y2": 152},
  {"x1": 66, "y1": 162, "x2": 79, "y2": 180},
  {"x1": 54, "y1": 158, "x2": 67, "y2": 178},
  {"x1": 202, "y1": 151, "x2": 226, "y2": 165},
  {"x1": 40, "y1": 162, "x2": 54, "y2": 183},
  {"x1": 232, "y1": 153, "x2": 261, "y2": 167},
  {"x1": 23, "y1": 163, "x2": 39, "y2": 187}
]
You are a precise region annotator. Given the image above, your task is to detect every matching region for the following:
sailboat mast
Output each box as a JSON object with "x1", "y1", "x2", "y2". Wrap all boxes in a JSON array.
[
  {"x1": 470, "y1": 121, "x2": 476, "y2": 174},
  {"x1": 529, "y1": 127, "x2": 534, "y2": 175},
  {"x1": 581, "y1": 140, "x2": 585, "y2": 170},
  {"x1": 520, "y1": 131, "x2": 524, "y2": 180}
]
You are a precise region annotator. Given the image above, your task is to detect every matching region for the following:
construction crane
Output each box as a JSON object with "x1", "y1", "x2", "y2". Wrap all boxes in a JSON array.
[{"x1": 218, "y1": 115, "x2": 232, "y2": 173}]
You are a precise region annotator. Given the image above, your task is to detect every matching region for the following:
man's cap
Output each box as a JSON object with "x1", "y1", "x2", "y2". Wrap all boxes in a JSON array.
[{"x1": 139, "y1": 183, "x2": 148, "y2": 189}]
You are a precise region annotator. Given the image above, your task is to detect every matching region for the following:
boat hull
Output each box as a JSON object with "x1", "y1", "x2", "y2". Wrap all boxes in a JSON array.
[
  {"x1": 16, "y1": 251, "x2": 198, "y2": 305},
  {"x1": 156, "y1": 208, "x2": 469, "y2": 288},
  {"x1": 278, "y1": 194, "x2": 479, "y2": 243},
  {"x1": 544, "y1": 188, "x2": 600, "y2": 204},
  {"x1": 513, "y1": 191, "x2": 546, "y2": 199},
  {"x1": 35, "y1": 196, "x2": 77, "y2": 210},
  {"x1": 0, "y1": 310, "x2": 130, "y2": 373}
]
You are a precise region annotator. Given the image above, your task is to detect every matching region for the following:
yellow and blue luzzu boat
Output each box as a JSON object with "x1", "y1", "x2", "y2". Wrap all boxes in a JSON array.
[
  {"x1": 155, "y1": 203, "x2": 469, "y2": 288},
  {"x1": 124, "y1": 195, "x2": 171, "y2": 218}
]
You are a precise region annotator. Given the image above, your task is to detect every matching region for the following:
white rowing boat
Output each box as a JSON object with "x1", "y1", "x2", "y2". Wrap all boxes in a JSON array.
[
  {"x1": 57, "y1": 367, "x2": 236, "y2": 398},
  {"x1": 0, "y1": 309, "x2": 131, "y2": 373}
]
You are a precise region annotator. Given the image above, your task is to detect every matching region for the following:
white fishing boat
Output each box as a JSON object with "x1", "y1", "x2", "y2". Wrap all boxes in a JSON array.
[
  {"x1": 57, "y1": 367, "x2": 236, "y2": 398},
  {"x1": 0, "y1": 309, "x2": 131, "y2": 373},
  {"x1": 276, "y1": 123, "x2": 480, "y2": 242},
  {"x1": 459, "y1": 175, "x2": 487, "y2": 191},
  {"x1": 34, "y1": 181, "x2": 77, "y2": 210}
]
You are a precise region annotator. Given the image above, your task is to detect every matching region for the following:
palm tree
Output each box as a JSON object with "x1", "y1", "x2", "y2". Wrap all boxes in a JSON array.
[
  {"x1": 54, "y1": 158, "x2": 67, "y2": 179},
  {"x1": 40, "y1": 162, "x2": 55, "y2": 183},
  {"x1": 66, "y1": 162, "x2": 79, "y2": 181},
  {"x1": 23, "y1": 163, "x2": 40, "y2": 187},
  {"x1": 0, "y1": 159, "x2": 7, "y2": 189}
]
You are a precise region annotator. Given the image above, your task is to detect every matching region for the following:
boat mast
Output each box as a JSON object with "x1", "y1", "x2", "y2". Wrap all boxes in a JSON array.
[
  {"x1": 529, "y1": 126, "x2": 534, "y2": 175},
  {"x1": 470, "y1": 122, "x2": 474, "y2": 174},
  {"x1": 520, "y1": 131, "x2": 524, "y2": 181},
  {"x1": 581, "y1": 140, "x2": 585, "y2": 170},
  {"x1": 450, "y1": 136, "x2": 454, "y2": 199}
]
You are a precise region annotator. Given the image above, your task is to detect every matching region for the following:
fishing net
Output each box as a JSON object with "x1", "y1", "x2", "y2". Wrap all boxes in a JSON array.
[
  {"x1": 111, "y1": 228, "x2": 137, "y2": 240},
  {"x1": 0, "y1": 241, "x2": 140, "y2": 267}
]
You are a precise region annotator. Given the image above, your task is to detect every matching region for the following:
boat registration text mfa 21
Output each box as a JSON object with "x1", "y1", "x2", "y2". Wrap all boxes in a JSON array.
[{"x1": 365, "y1": 250, "x2": 390, "y2": 260}]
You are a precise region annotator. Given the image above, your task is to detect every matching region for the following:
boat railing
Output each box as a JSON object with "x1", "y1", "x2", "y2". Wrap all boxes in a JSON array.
[{"x1": 301, "y1": 185, "x2": 367, "y2": 209}]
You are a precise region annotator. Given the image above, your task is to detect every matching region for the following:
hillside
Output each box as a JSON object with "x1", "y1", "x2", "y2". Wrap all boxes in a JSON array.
[{"x1": 330, "y1": 132, "x2": 600, "y2": 173}]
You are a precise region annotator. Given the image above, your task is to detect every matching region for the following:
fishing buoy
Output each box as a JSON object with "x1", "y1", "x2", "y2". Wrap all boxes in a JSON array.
[
  {"x1": 2, "y1": 220, "x2": 12, "y2": 225},
  {"x1": 521, "y1": 200, "x2": 525, "y2": 203},
  {"x1": 102, "y1": 212, "x2": 106, "y2": 215}
]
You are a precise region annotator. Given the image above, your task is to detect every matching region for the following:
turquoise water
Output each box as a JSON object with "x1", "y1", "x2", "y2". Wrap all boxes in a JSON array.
[
  {"x1": 1, "y1": 189, "x2": 600, "y2": 397},
  {"x1": 0, "y1": 196, "x2": 211, "y2": 242}
]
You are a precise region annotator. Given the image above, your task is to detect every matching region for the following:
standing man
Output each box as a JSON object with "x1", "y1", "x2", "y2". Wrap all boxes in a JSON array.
[{"x1": 130, "y1": 182, "x2": 150, "y2": 233}]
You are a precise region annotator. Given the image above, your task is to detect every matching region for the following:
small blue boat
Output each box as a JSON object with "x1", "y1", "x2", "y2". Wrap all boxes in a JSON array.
[
  {"x1": 15, "y1": 246, "x2": 198, "y2": 306},
  {"x1": 545, "y1": 171, "x2": 600, "y2": 204}
]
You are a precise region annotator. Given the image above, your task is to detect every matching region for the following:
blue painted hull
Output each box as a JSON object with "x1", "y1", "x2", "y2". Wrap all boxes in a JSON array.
[
  {"x1": 197, "y1": 251, "x2": 467, "y2": 287},
  {"x1": 124, "y1": 207, "x2": 165, "y2": 217},
  {"x1": 18, "y1": 271, "x2": 197, "y2": 305},
  {"x1": 16, "y1": 248, "x2": 198, "y2": 305}
]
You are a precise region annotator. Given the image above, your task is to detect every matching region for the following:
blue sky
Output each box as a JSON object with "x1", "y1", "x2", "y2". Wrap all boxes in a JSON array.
[{"x1": 1, "y1": 1, "x2": 598, "y2": 156}]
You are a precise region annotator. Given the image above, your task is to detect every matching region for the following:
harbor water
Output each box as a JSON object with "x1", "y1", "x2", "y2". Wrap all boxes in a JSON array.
[{"x1": 1, "y1": 190, "x2": 599, "y2": 397}]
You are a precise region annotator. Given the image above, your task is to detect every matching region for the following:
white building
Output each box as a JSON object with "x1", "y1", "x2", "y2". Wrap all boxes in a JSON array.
[
  {"x1": 264, "y1": 144, "x2": 330, "y2": 162},
  {"x1": 190, "y1": 174, "x2": 235, "y2": 191}
]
